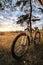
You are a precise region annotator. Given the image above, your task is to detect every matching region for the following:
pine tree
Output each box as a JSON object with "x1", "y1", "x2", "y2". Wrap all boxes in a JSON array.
[{"x1": 15, "y1": 0, "x2": 41, "y2": 37}]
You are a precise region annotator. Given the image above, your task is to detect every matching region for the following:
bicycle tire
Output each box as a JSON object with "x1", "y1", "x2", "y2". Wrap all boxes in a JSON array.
[
  {"x1": 11, "y1": 32, "x2": 30, "y2": 60},
  {"x1": 34, "y1": 31, "x2": 41, "y2": 45}
]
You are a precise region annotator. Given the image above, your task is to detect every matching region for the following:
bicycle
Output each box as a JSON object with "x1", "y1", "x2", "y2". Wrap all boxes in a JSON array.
[{"x1": 11, "y1": 25, "x2": 41, "y2": 60}]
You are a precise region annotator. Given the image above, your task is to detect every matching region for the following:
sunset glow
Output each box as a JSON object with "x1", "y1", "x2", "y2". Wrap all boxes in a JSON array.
[{"x1": 0, "y1": 0, "x2": 43, "y2": 32}]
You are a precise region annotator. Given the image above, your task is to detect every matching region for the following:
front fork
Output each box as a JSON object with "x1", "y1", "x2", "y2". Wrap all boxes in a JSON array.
[{"x1": 21, "y1": 30, "x2": 29, "y2": 46}]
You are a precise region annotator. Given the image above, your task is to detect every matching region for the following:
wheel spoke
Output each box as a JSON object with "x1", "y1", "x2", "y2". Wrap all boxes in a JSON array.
[{"x1": 14, "y1": 36, "x2": 28, "y2": 56}]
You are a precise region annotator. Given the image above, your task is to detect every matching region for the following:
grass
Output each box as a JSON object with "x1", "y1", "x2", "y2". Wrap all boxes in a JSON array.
[{"x1": 0, "y1": 31, "x2": 43, "y2": 65}]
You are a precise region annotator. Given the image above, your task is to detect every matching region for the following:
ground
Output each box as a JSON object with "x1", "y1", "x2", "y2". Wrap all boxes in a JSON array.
[{"x1": 0, "y1": 32, "x2": 43, "y2": 65}]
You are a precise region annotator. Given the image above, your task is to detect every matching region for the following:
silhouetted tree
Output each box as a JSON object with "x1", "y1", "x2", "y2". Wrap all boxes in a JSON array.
[{"x1": 15, "y1": 0, "x2": 42, "y2": 37}]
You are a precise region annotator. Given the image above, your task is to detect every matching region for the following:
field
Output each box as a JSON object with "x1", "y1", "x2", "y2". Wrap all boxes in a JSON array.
[{"x1": 0, "y1": 31, "x2": 43, "y2": 65}]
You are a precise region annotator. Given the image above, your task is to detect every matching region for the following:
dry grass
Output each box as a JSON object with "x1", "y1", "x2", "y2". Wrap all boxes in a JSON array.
[
  {"x1": 0, "y1": 31, "x2": 43, "y2": 65},
  {"x1": 0, "y1": 32, "x2": 20, "y2": 65}
]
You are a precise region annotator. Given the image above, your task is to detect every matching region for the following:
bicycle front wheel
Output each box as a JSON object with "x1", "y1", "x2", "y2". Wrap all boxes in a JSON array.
[{"x1": 11, "y1": 32, "x2": 30, "y2": 60}]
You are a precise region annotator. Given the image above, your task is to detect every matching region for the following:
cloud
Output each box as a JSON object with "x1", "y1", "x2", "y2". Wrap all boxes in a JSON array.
[{"x1": 0, "y1": 0, "x2": 43, "y2": 31}]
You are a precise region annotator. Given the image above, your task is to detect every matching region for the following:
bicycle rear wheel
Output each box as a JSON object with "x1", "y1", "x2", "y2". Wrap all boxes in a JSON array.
[{"x1": 11, "y1": 32, "x2": 30, "y2": 60}]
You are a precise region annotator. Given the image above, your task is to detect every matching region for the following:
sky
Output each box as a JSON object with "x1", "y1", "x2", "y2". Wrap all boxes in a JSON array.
[{"x1": 0, "y1": 0, "x2": 43, "y2": 32}]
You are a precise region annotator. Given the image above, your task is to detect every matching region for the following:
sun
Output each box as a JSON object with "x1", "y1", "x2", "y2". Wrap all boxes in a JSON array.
[{"x1": 0, "y1": 25, "x2": 24, "y2": 32}]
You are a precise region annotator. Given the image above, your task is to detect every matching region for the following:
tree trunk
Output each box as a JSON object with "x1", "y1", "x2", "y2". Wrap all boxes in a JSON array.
[{"x1": 29, "y1": 0, "x2": 32, "y2": 37}]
